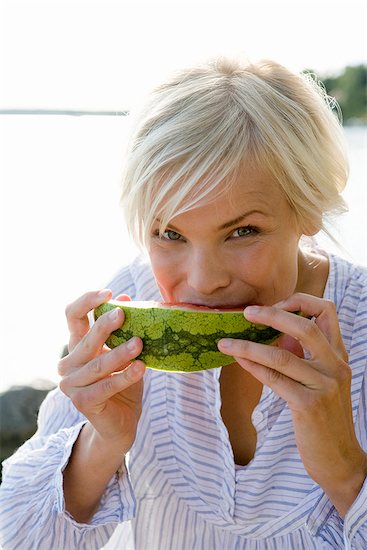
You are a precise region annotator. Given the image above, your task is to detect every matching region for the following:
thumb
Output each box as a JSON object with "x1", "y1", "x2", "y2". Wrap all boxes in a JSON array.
[{"x1": 115, "y1": 294, "x2": 132, "y2": 301}]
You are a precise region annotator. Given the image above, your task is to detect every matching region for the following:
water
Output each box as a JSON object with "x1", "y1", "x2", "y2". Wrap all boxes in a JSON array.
[
  {"x1": 317, "y1": 126, "x2": 367, "y2": 263},
  {"x1": 0, "y1": 118, "x2": 366, "y2": 392}
]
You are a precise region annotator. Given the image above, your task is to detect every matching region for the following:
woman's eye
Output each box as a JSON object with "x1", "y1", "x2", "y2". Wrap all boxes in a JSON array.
[
  {"x1": 162, "y1": 230, "x2": 182, "y2": 241},
  {"x1": 232, "y1": 226, "x2": 257, "y2": 238}
]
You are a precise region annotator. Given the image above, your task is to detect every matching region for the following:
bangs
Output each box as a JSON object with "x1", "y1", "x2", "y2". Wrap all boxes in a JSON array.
[{"x1": 121, "y1": 91, "x2": 263, "y2": 249}]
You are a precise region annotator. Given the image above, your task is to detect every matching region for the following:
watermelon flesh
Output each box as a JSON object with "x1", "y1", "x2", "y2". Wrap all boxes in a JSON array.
[{"x1": 93, "y1": 300, "x2": 281, "y2": 372}]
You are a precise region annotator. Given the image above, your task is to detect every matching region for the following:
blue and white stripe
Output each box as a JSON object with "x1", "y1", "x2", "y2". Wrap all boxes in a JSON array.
[{"x1": 0, "y1": 252, "x2": 366, "y2": 549}]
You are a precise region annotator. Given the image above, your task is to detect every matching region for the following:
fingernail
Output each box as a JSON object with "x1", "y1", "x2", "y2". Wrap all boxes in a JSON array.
[
  {"x1": 131, "y1": 362, "x2": 144, "y2": 376},
  {"x1": 98, "y1": 289, "x2": 111, "y2": 299},
  {"x1": 108, "y1": 308, "x2": 120, "y2": 320},
  {"x1": 127, "y1": 337, "x2": 138, "y2": 351},
  {"x1": 244, "y1": 306, "x2": 261, "y2": 317},
  {"x1": 219, "y1": 338, "x2": 233, "y2": 349}
]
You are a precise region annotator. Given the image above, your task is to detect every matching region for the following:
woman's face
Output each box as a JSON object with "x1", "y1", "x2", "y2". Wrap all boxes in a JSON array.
[{"x1": 148, "y1": 166, "x2": 308, "y2": 308}]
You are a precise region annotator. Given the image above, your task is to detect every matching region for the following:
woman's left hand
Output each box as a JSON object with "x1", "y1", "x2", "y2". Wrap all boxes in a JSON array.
[{"x1": 218, "y1": 292, "x2": 367, "y2": 517}]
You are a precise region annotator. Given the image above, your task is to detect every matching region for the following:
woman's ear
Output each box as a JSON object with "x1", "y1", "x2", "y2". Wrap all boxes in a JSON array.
[{"x1": 300, "y1": 214, "x2": 323, "y2": 237}]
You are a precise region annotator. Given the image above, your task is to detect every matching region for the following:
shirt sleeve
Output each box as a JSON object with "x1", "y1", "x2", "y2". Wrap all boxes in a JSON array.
[
  {"x1": 306, "y1": 479, "x2": 367, "y2": 549},
  {"x1": 342, "y1": 290, "x2": 367, "y2": 549},
  {"x1": 341, "y1": 348, "x2": 367, "y2": 550},
  {"x1": 306, "y1": 353, "x2": 367, "y2": 547},
  {"x1": 105, "y1": 260, "x2": 138, "y2": 300},
  {"x1": 0, "y1": 260, "x2": 143, "y2": 549},
  {"x1": 343, "y1": 476, "x2": 367, "y2": 549},
  {"x1": 0, "y1": 388, "x2": 136, "y2": 550}
]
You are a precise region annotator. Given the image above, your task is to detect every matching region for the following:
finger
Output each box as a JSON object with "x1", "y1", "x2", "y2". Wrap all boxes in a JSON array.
[
  {"x1": 244, "y1": 304, "x2": 341, "y2": 362},
  {"x1": 115, "y1": 294, "x2": 132, "y2": 301},
  {"x1": 58, "y1": 347, "x2": 109, "y2": 379},
  {"x1": 228, "y1": 356, "x2": 307, "y2": 410},
  {"x1": 95, "y1": 361, "x2": 146, "y2": 401},
  {"x1": 69, "y1": 306, "x2": 125, "y2": 366},
  {"x1": 64, "y1": 337, "x2": 143, "y2": 387},
  {"x1": 218, "y1": 338, "x2": 323, "y2": 384},
  {"x1": 273, "y1": 293, "x2": 345, "y2": 352},
  {"x1": 69, "y1": 360, "x2": 146, "y2": 411},
  {"x1": 66, "y1": 289, "x2": 112, "y2": 352}
]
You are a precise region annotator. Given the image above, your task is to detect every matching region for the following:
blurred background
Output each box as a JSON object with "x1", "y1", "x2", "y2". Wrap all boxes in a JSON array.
[{"x1": 1, "y1": 0, "x2": 366, "y2": 393}]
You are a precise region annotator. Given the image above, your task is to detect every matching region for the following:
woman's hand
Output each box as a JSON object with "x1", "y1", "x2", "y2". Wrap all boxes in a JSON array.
[
  {"x1": 58, "y1": 289, "x2": 146, "y2": 455},
  {"x1": 218, "y1": 293, "x2": 367, "y2": 517}
]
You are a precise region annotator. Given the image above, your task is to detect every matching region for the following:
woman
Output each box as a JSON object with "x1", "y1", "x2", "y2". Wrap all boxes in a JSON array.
[{"x1": 1, "y1": 57, "x2": 366, "y2": 549}]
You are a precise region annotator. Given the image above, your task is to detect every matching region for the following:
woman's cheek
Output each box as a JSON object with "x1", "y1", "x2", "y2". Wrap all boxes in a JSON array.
[{"x1": 150, "y1": 251, "x2": 183, "y2": 291}]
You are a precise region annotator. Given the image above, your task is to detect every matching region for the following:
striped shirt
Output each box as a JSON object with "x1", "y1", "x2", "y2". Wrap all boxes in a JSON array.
[{"x1": 1, "y1": 252, "x2": 367, "y2": 549}]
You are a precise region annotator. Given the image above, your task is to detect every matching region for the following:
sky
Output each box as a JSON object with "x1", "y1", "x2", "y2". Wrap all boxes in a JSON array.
[{"x1": 1, "y1": 0, "x2": 366, "y2": 111}]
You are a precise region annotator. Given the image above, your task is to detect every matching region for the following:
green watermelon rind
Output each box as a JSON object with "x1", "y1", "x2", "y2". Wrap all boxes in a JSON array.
[{"x1": 93, "y1": 301, "x2": 281, "y2": 373}]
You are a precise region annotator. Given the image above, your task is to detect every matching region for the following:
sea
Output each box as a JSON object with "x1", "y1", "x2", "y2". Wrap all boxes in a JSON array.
[{"x1": 0, "y1": 118, "x2": 366, "y2": 392}]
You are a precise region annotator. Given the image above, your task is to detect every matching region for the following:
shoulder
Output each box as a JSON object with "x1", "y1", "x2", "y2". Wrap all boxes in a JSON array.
[
  {"x1": 106, "y1": 254, "x2": 160, "y2": 301},
  {"x1": 328, "y1": 255, "x2": 367, "y2": 359},
  {"x1": 328, "y1": 253, "x2": 367, "y2": 307},
  {"x1": 331, "y1": 253, "x2": 367, "y2": 281}
]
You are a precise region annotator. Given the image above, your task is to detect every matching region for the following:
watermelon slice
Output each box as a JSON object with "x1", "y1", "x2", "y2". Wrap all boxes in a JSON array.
[{"x1": 94, "y1": 300, "x2": 281, "y2": 372}]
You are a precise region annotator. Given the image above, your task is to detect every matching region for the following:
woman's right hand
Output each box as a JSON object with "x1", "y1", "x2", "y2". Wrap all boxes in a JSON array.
[{"x1": 58, "y1": 289, "x2": 146, "y2": 455}]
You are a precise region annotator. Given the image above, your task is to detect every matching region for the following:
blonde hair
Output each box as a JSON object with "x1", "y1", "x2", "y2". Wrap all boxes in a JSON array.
[{"x1": 120, "y1": 57, "x2": 349, "y2": 249}]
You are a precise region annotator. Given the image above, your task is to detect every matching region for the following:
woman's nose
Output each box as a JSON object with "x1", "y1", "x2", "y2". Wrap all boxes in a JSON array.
[{"x1": 186, "y1": 251, "x2": 231, "y2": 295}]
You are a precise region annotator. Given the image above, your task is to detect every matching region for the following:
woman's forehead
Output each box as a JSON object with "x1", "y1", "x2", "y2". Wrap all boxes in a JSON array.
[
  {"x1": 165, "y1": 178, "x2": 288, "y2": 228},
  {"x1": 189, "y1": 168, "x2": 285, "y2": 209}
]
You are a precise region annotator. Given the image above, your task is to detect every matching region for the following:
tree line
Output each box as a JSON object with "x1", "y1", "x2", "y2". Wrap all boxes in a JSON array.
[{"x1": 304, "y1": 65, "x2": 366, "y2": 125}]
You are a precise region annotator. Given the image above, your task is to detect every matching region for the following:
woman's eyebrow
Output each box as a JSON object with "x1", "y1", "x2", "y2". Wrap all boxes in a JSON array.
[
  {"x1": 155, "y1": 210, "x2": 269, "y2": 233},
  {"x1": 218, "y1": 210, "x2": 269, "y2": 230}
]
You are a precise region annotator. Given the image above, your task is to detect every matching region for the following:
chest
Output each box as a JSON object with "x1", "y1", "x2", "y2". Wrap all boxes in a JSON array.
[{"x1": 219, "y1": 362, "x2": 263, "y2": 466}]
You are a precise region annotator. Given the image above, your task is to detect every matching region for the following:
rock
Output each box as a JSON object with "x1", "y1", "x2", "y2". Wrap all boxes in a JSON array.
[{"x1": 0, "y1": 381, "x2": 56, "y2": 481}]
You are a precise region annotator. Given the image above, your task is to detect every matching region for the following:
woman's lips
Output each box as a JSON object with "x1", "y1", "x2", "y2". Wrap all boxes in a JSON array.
[{"x1": 166, "y1": 301, "x2": 252, "y2": 311}]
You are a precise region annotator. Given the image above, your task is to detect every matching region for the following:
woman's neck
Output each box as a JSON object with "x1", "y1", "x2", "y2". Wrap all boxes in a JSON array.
[{"x1": 296, "y1": 248, "x2": 329, "y2": 299}]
